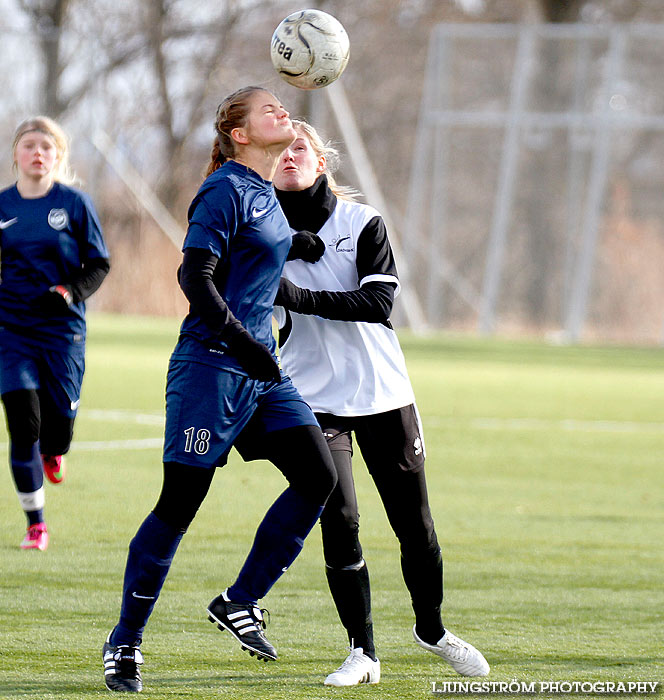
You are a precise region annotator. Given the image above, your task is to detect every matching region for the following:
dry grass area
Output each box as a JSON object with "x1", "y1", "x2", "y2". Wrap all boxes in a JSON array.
[{"x1": 92, "y1": 220, "x2": 189, "y2": 319}]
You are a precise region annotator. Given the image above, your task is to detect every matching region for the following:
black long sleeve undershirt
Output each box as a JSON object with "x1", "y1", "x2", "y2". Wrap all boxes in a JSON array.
[
  {"x1": 177, "y1": 247, "x2": 281, "y2": 381},
  {"x1": 276, "y1": 278, "x2": 396, "y2": 323},
  {"x1": 177, "y1": 247, "x2": 245, "y2": 340},
  {"x1": 69, "y1": 257, "x2": 111, "y2": 303}
]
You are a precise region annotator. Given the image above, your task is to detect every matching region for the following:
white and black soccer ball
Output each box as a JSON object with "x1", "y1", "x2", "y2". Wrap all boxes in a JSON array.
[{"x1": 270, "y1": 9, "x2": 350, "y2": 90}]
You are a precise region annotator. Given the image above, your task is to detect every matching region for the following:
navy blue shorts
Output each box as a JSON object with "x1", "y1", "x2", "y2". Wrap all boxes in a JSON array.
[
  {"x1": 0, "y1": 328, "x2": 85, "y2": 418},
  {"x1": 162, "y1": 358, "x2": 319, "y2": 469}
]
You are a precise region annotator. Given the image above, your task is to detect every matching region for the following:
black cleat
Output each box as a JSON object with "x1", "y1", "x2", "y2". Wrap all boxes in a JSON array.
[
  {"x1": 207, "y1": 589, "x2": 277, "y2": 661},
  {"x1": 103, "y1": 634, "x2": 144, "y2": 692}
]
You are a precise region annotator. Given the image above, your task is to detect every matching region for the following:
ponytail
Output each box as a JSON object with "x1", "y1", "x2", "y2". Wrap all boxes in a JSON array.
[{"x1": 205, "y1": 135, "x2": 227, "y2": 177}]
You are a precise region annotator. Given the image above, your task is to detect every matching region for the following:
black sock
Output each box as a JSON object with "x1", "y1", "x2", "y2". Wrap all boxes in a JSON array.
[
  {"x1": 415, "y1": 615, "x2": 445, "y2": 645},
  {"x1": 326, "y1": 560, "x2": 377, "y2": 660}
]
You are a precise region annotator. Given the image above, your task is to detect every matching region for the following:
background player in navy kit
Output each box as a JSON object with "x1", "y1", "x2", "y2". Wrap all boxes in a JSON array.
[
  {"x1": 0, "y1": 116, "x2": 110, "y2": 552},
  {"x1": 102, "y1": 88, "x2": 337, "y2": 693},
  {"x1": 273, "y1": 120, "x2": 489, "y2": 686}
]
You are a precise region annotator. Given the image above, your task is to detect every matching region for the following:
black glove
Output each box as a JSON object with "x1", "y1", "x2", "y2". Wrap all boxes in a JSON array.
[
  {"x1": 275, "y1": 277, "x2": 308, "y2": 311},
  {"x1": 225, "y1": 329, "x2": 281, "y2": 383},
  {"x1": 36, "y1": 285, "x2": 74, "y2": 313},
  {"x1": 287, "y1": 230, "x2": 325, "y2": 263}
]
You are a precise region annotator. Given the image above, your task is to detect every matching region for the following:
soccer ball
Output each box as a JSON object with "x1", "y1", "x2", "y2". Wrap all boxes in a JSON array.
[{"x1": 270, "y1": 9, "x2": 350, "y2": 90}]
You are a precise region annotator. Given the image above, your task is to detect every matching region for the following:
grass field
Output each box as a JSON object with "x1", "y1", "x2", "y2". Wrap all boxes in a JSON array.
[{"x1": 1, "y1": 313, "x2": 662, "y2": 699}]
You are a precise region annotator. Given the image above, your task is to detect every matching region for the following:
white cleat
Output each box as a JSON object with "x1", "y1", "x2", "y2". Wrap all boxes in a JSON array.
[
  {"x1": 413, "y1": 626, "x2": 489, "y2": 677},
  {"x1": 324, "y1": 646, "x2": 381, "y2": 686}
]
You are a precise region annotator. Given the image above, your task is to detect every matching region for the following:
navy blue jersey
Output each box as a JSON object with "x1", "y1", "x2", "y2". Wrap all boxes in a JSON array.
[
  {"x1": 172, "y1": 160, "x2": 292, "y2": 372},
  {"x1": 0, "y1": 182, "x2": 109, "y2": 345}
]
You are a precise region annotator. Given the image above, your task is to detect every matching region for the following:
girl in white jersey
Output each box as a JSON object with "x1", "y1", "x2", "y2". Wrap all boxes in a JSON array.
[{"x1": 273, "y1": 120, "x2": 489, "y2": 686}]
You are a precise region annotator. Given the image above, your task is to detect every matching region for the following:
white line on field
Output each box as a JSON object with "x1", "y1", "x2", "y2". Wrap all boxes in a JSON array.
[
  {"x1": 83, "y1": 409, "x2": 664, "y2": 434},
  {"x1": 0, "y1": 438, "x2": 163, "y2": 452},
  {"x1": 2, "y1": 411, "x2": 661, "y2": 455},
  {"x1": 0, "y1": 409, "x2": 165, "y2": 452},
  {"x1": 424, "y1": 416, "x2": 664, "y2": 433},
  {"x1": 82, "y1": 408, "x2": 165, "y2": 426},
  {"x1": 71, "y1": 438, "x2": 163, "y2": 451}
]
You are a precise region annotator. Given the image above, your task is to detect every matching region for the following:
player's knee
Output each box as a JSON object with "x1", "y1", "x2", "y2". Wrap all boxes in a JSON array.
[
  {"x1": 2, "y1": 390, "x2": 40, "y2": 446},
  {"x1": 321, "y1": 519, "x2": 362, "y2": 568},
  {"x1": 10, "y1": 420, "x2": 41, "y2": 448},
  {"x1": 39, "y1": 418, "x2": 74, "y2": 455},
  {"x1": 39, "y1": 430, "x2": 74, "y2": 455},
  {"x1": 400, "y1": 529, "x2": 441, "y2": 562},
  {"x1": 322, "y1": 501, "x2": 359, "y2": 532},
  {"x1": 152, "y1": 461, "x2": 212, "y2": 532},
  {"x1": 153, "y1": 495, "x2": 197, "y2": 532},
  {"x1": 290, "y1": 444, "x2": 338, "y2": 504}
]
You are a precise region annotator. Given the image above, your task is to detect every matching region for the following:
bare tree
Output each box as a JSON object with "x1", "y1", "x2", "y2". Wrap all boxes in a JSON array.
[
  {"x1": 16, "y1": 0, "x2": 150, "y2": 117},
  {"x1": 17, "y1": 0, "x2": 71, "y2": 115},
  {"x1": 537, "y1": 0, "x2": 585, "y2": 22},
  {"x1": 140, "y1": 0, "x2": 253, "y2": 209},
  {"x1": 5, "y1": 0, "x2": 663, "y2": 334}
]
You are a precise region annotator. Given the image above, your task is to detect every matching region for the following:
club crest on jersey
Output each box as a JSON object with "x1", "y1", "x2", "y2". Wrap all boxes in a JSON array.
[
  {"x1": 48, "y1": 208, "x2": 69, "y2": 231},
  {"x1": 330, "y1": 235, "x2": 354, "y2": 253}
]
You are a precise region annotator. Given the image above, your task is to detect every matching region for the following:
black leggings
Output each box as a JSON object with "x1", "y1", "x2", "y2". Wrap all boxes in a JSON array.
[
  {"x1": 1, "y1": 389, "x2": 75, "y2": 455},
  {"x1": 153, "y1": 424, "x2": 336, "y2": 532},
  {"x1": 318, "y1": 409, "x2": 443, "y2": 617},
  {"x1": 320, "y1": 447, "x2": 441, "y2": 566}
]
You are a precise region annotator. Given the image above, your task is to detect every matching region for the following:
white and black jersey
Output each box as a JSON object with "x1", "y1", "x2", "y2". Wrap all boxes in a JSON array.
[
  {"x1": 274, "y1": 178, "x2": 415, "y2": 417},
  {"x1": 273, "y1": 178, "x2": 445, "y2": 661}
]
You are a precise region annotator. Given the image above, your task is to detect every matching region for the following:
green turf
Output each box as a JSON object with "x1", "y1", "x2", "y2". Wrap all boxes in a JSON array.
[{"x1": 1, "y1": 314, "x2": 662, "y2": 698}]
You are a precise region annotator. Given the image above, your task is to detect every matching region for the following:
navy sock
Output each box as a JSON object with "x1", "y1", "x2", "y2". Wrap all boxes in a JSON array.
[
  {"x1": 11, "y1": 442, "x2": 45, "y2": 526},
  {"x1": 227, "y1": 487, "x2": 323, "y2": 603},
  {"x1": 110, "y1": 512, "x2": 184, "y2": 646},
  {"x1": 26, "y1": 510, "x2": 44, "y2": 526}
]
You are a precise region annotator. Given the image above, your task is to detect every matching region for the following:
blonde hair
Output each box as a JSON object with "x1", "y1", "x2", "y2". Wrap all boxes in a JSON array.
[
  {"x1": 291, "y1": 119, "x2": 360, "y2": 201},
  {"x1": 12, "y1": 116, "x2": 76, "y2": 185}
]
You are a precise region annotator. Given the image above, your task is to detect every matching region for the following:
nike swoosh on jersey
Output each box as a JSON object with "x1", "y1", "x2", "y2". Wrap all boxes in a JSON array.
[
  {"x1": 252, "y1": 208, "x2": 268, "y2": 218},
  {"x1": 0, "y1": 218, "x2": 18, "y2": 229}
]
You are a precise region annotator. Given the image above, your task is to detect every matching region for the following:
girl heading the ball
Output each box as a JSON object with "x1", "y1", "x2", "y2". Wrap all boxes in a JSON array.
[{"x1": 102, "y1": 86, "x2": 337, "y2": 693}]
